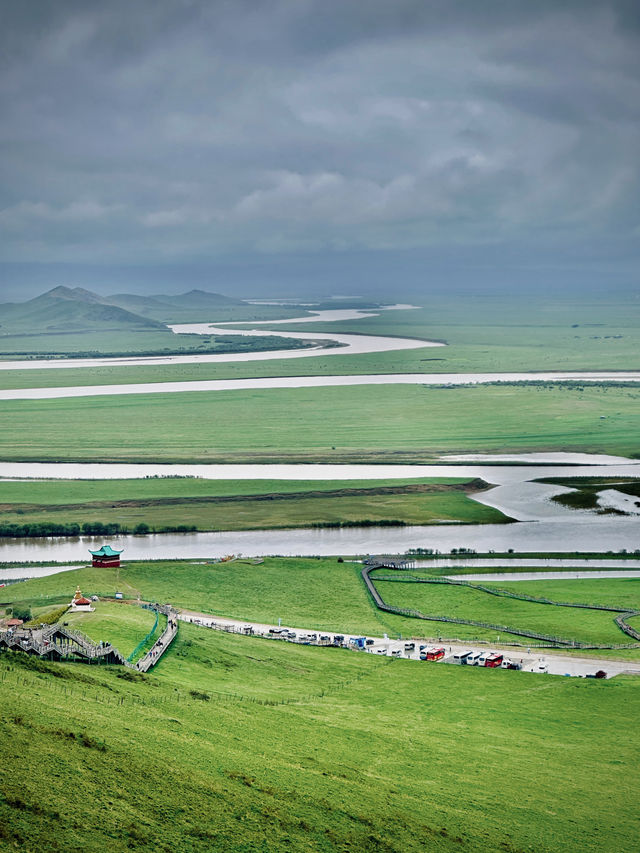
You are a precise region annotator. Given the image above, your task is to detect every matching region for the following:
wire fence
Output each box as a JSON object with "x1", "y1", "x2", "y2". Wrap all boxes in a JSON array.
[
  {"x1": 362, "y1": 565, "x2": 640, "y2": 649},
  {"x1": 127, "y1": 608, "x2": 160, "y2": 662}
]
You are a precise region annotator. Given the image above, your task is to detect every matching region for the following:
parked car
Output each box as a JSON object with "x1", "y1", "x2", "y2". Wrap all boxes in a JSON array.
[
  {"x1": 365, "y1": 638, "x2": 374, "y2": 645},
  {"x1": 404, "y1": 642, "x2": 415, "y2": 651}
]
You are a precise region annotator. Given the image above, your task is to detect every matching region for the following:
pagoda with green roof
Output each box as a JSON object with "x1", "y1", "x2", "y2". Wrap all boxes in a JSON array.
[{"x1": 89, "y1": 545, "x2": 123, "y2": 568}]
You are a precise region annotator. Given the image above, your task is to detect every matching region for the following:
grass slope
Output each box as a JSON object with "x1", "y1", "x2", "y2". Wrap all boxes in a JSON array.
[
  {"x1": 108, "y1": 290, "x2": 313, "y2": 323},
  {"x1": 0, "y1": 287, "x2": 165, "y2": 335},
  {"x1": 483, "y1": 577, "x2": 640, "y2": 611},
  {"x1": 63, "y1": 600, "x2": 161, "y2": 660},
  {"x1": 1, "y1": 625, "x2": 640, "y2": 852},
  {"x1": 5, "y1": 559, "x2": 640, "y2": 654},
  {"x1": 373, "y1": 578, "x2": 631, "y2": 645}
]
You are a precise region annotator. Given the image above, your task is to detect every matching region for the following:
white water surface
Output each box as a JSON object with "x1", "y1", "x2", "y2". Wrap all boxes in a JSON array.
[
  {"x1": 6, "y1": 558, "x2": 640, "y2": 583},
  {"x1": 0, "y1": 305, "x2": 438, "y2": 371},
  {"x1": 2, "y1": 371, "x2": 639, "y2": 400},
  {"x1": 597, "y1": 489, "x2": 640, "y2": 515},
  {"x1": 1, "y1": 514, "x2": 640, "y2": 566},
  {"x1": 0, "y1": 565, "x2": 81, "y2": 580},
  {"x1": 0, "y1": 457, "x2": 638, "y2": 520}
]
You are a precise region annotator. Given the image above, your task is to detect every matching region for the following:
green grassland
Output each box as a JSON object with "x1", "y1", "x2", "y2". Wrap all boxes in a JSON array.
[
  {"x1": 1, "y1": 558, "x2": 496, "y2": 646},
  {"x1": 63, "y1": 600, "x2": 161, "y2": 660},
  {"x1": 5, "y1": 559, "x2": 640, "y2": 654},
  {"x1": 372, "y1": 578, "x2": 631, "y2": 646},
  {"x1": 0, "y1": 559, "x2": 393, "y2": 637},
  {"x1": 0, "y1": 475, "x2": 476, "y2": 503},
  {"x1": 0, "y1": 290, "x2": 314, "y2": 358},
  {"x1": 535, "y1": 477, "x2": 640, "y2": 511},
  {"x1": 0, "y1": 328, "x2": 311, "y2": 359},
  {"x1": 260, "y1": 294, "x2": 640, "y2": 370},
  {"x1": 107, "y1": 299, "x2": 315, "y2": 324},
  {"x1": 0, "y1": 477, "x2": 508, "y2": 531},
  {"x1": 1, "y1": 293, "x2": 639, "y2": 390},
  {"x1": 2, "y1": 621, "x2": 640, "y2": 852},
  {"x1": 482, "y1": 577, "x2": 640, "y2": 611},
  {"x1": 0, "y1": 383, "x2": 638, "y2": 462}
]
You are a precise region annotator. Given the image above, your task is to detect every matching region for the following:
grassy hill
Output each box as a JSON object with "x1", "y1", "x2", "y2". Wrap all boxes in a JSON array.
[
  {"x1": 107, "y1": 288, "x2": 242, "y2": 321},
  {"x1": 4, "y1": 558, "x2": 640, "y2": 652},
  {"x1": 107, "y1": 289, "x2": 314, "y2": 323},
  {"x1": 0, "y1": 286, "x2": 166, "y2": 335},
  {"x1": 1, "y1": 619, "x2": 639, "y2": 852},
  {"x1": 0, "y1": 287, "x2": 312, "y2": 357}
]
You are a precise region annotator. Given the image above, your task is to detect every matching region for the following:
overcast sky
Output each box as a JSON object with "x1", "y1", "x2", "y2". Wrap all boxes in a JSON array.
[{"x1": 1, "y1": 0, "x2": 639, "y2": 299}]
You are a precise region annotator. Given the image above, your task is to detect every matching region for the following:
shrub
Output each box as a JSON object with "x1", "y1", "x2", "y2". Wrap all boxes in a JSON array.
[
  {"x1": 189, "y1": 690, "x2": 211, "y2": 701},
  {"x1": 25, "y1": 605, "x2": 69, "y2": 627},
  {"x1": 10, "y1": 605, "x2": 32, "y2": 622}
]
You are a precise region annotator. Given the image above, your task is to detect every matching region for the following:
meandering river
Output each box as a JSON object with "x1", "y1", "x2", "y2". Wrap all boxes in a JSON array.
[
  {"x1": 1, "y1": 306, "x2": 638, "y2": 566},
  {"x1": 2, "y1": 370, "x2": 639, "y2": 400},
  {"x1": 0, "y1": 454, "x2": 639, "y2": 566}
]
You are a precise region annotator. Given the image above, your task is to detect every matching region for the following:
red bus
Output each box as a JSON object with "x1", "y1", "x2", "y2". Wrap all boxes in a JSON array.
[
  {"x1": 485, "y1": 653, "x2": 504, "y2": 668},
  {"x1": 426, "y1": 647, "x2": 446, "y2": 661}
]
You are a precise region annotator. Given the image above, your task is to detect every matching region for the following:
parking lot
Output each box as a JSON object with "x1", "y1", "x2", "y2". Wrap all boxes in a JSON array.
[{"x1": 178, "y1": 610, "x2": 640, "y2": 679}]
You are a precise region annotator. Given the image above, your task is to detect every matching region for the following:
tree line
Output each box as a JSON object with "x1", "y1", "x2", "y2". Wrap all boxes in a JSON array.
[{"x1": 0, "y1": 522, "x2": 197, "y2": 539}]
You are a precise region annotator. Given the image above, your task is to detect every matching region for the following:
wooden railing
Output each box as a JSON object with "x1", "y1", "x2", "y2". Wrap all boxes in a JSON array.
[{"x1": 135, "y1": 605, "x2": 179, "y2": 672}]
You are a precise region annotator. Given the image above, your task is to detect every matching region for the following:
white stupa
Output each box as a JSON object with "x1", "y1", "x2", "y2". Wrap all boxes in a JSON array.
[{"x1": 70, "y1": 586, "x2": 94, "y2": 612}]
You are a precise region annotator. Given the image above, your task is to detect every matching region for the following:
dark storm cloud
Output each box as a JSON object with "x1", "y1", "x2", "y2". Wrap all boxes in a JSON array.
[{"x1": 0, "y1": 0, "x2": 638, "y2": 294}]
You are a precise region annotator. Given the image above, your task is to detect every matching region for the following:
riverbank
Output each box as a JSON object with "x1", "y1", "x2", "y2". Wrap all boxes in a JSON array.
[{"x1": 0, "y1": 478, "x2": 508, "y2": 535}]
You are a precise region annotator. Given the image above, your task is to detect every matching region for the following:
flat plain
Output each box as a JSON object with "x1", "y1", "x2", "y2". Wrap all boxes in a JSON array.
[
  {"x1": 0, "y1": 476, "x2": 509, "y2": 532},
  {"x1": 1, "y1": 382, "x2": 638, "y2": 462}
]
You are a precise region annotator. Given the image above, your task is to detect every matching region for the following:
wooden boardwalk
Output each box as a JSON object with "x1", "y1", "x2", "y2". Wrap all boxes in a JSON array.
[
  {"x1": 0, "y1": 623, "x2": 126, "y2": 665},
  {"x1": 135, "y1": 605, "x2": 179, "y2": 672},
  {"x1": 0, "y1": 603, "x2": 179, "y2": 670}
]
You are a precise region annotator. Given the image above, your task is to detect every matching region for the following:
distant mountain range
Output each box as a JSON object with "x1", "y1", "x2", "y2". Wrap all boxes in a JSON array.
[
  {"x1": 107, "y1": 288, "x2": 244, "y2": 322},
  {"x1": 0, "y1": 286, "x2": 247, "y2": 334}
]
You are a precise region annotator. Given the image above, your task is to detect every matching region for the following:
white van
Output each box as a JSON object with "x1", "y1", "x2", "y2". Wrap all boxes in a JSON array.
[
  {"x1": 453, "y1": 650, "x2": 473, "y2": 664},
  {"x1": 467, "y1": 652, "x2": 483, "y2": 666}
]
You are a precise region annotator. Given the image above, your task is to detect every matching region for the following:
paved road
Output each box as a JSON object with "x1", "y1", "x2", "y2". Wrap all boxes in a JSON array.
[{"x1": 177, "y1": 609, "x2": 640, "y2": 680}]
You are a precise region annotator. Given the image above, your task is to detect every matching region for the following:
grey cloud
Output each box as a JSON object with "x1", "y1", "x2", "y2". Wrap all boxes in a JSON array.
[{"x1": 0, "y1": 0, "x2": 638, "y2": 290}]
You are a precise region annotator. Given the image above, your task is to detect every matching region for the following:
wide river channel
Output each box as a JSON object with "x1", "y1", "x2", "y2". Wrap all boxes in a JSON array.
[
  {"x1": 1, "y1": 454, "x2": 639, "y2": 564},
  {"x1": 1, "y1": 307, "x2": 639, "y2": 566}
]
